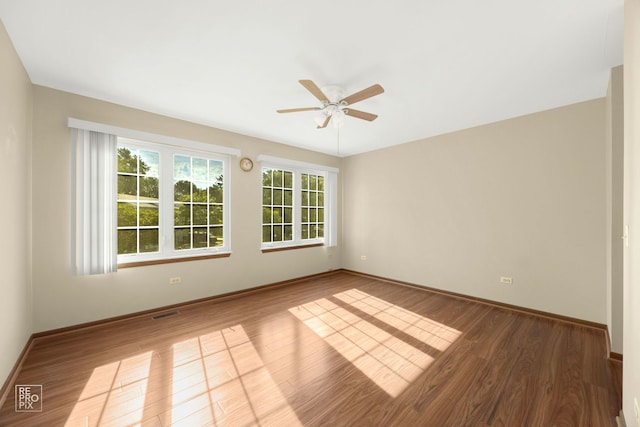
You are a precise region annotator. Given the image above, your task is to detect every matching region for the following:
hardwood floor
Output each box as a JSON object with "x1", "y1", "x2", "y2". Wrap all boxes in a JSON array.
[{"x1": 0, "y1": 270, "x2": 621, "y2": 426}]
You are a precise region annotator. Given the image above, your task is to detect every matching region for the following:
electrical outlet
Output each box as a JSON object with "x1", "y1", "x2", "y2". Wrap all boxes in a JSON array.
[
  {"x1": 500, "y1": 276, "x2": 513, "y2": 284},
  {"x1": 169, "y1": 277, "x2": 181, "y2": 285},
  {"x1": 360, "y1": 255, "x2": 367, "y2": 261},
  {"x1": 634, "y1": 397, "x2": 640, "y2": 426}
]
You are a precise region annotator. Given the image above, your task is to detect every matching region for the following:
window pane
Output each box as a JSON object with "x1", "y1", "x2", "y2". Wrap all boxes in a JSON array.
[
  {"x1": 273, "y1": 225, "x2": 283, "y2": 241},
  {"x1": 263, "y1": 207, "x2": 273, "y2": 224},
  {"x1": 118, "y1": 202, "x2": 137, "y2": 227},
  {"x1": 262, "y1": 169, "x2": 272, "y2": 186},
  {"x1": 301, "y1": 174, "x2": 308, "y2": 190},
  {"x1": 210, "y1": 205, "x2": 223, "y2": 225},
  {"x1": 118, "y1": 229, "x2": 137, "y2": 254},
  {"x1": 193, "y1": 227, "x2": 208, "y2": 248},
  {"x1": 310, "y1": 224, "x2": 317, "y2": 239},
  {"x1": 140, "y1": 176, "x2": 159, "y2": 199},
  {"x1": 140, "y1": 150, "x2": 159, "y2": 177},
  {"x1": 318, "y1": 176, "x2": 324, "y2": 191},
  {"x1": 284, "y1": 189, "x2": 292, "y2": 206},
  {"x1": 309, "y1": 192, "x2": 317, "y2": 207},
  {"x1": 273, "y1": 207, "x2": 283, "y2": 224},
  {"x1": 139, "y1": 229, "x2": 159, "y2": 253},
  {"x1": 318, "y1": 224, "x2": 324, "y2": 238},
  {"x1": 284, "y1": 171, "x2": 293, "y2": 188},
  {"x1": 262, "y1": 225, "x2": 272, "y2": 243},
  {"x1": 118, "y1": 175, "x2": 137, "y2": 197},
  {"x1": 284, "y1": 207, "x2": 292, "y2": 223},
  {"x1": 139, "y1": 203, "x2": 159, "y2": 226},
  {"x1": 174, "y1": 155, "x2": 191, "y2": 180},
  {"x1": 284, "y1": 225, "x2": 293, "y2": 241},
  {"x1": 174, "y1": 203, "x2": 191, "y2": 226},
  {"x1": 215, "y1": 187, "x2": 223, "y2": 204},
  {"x1": 193, "y1": 182, "x2": 208, "y2": 202},
  {"x1": 302, "y1": 224, "x2": 309, "y2": 240},
  {"x1": 193, "y1": 204, "x2": 207, "y2": 225},
  {"x1": 301, "y1": 208, "x2": 308, "y2": 222},
  {"x1": 273, "y1": 170, "x2": 283, "y2": 187},
  {"x1": 318, "y1": 192, "x2": 324, "y2": 206},
  {"x1": 210, "y1": 226, "x2": 223, "y2": 247},
  {"x1": 117, "y1": 147, "x2": 138, "y2": 173},
  {"x1": 302, "y1": 191, "x2": 308, "y2": 206},
  {"x1": 193, "y1": 158, "x2": 208, "y2": 181},
  {"x1": 263, "y1": 188, "x2": 272, "y2": 205},
  {"x1": 310, "y1": 208, "x2": 317, "y2": 222},
  {"x1": 310, "y1": 175, "x2": 317, "y2": 191},
  {"x1": 273, "y1": 189, "x2": 282, "y2": 205},
  {"x1": 209, "y1": 184, "x2": 223, "y2": 203},
  {"x1": 174, "y1": 228, "x2": 191, "y2": 250},
  {"x1": 318, "y1": 208, "x2": 324, "y2": 222},
  {"x1": 174, "y1": 180, "x2": 192, "y2": 202},
  {"x1": 209, "y1": 160, "x2": 223, "y2": 182}
]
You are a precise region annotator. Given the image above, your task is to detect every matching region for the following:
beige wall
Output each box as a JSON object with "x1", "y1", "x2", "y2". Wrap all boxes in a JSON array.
[
  {"x1": 624, "y1": 0, "x2": 640, "y2": 424},
  {"x1": 606, "y1": 65, "x2": 624, "y2": 354},
  {"x1": 0, "y1": 20, "x2": 32, "y2": 387},
  {"x1": 30, "y1": 86, "x2": 341, "y2": 332},
  {"x1": 343, "y1": 99, "x2": 607, "y2": 323}
]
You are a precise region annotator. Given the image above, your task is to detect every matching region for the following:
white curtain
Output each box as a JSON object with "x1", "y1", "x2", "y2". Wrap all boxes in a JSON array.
[
  {"x1": 71, "y1": 128, "x2": 118, "y2": 275},
  {"x1": 326, "y1": 170, "x2": 339, "y2": 247}
]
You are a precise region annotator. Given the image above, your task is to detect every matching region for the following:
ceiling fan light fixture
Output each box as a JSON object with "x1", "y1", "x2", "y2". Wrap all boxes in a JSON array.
[
  {"x1": 314, "y1": 111, "x2": 329, "y2": 127},
  {"x1": 332, "y1": 109, "x2": 345, "y2": 128}
]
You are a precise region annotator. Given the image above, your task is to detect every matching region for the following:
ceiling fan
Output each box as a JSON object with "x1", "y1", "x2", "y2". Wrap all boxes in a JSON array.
[{"x1": 277, "y1": 80, "x2": 384, "y2": 128}]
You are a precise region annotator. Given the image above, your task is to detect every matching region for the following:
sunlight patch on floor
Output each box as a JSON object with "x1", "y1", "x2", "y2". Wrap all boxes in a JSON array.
[
  {"x1": 64, "y1": 326, "x2": 300, "y2": 426},
  {"x1": 289, "y1": 298, "x2": 435, "y2": 398},
  {"x1": 334, "y1": 289, "x2": 462, "y2": 351},
  {"x1": 169, "y1": 325, "x2": 302, "y2": 426},
  {"x1": 65, "y1": 351, "x2": 153, "y2": 426}
]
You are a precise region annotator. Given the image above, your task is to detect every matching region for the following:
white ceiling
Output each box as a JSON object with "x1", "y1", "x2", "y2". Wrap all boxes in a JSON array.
[{"x1": 0, "y1": 0, "x2": 624, "y2": 157}]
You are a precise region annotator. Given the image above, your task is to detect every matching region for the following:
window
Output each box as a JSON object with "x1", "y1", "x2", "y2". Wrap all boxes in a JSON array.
[
  {"x1": 173, "y1": 155, "x2": 225, "y2": 250},
  {"x1": 117, "y1": 137, "x2": 230, "y2": 264},
  {"x1": 262, "y1": 168, "x2": 295, "y2": 244},
  {"x1": 300, "y1": 173, "x2": 324, "y2": 240},
  {"x1": 117, "y1": 146, "x2": 160, "y2": 255},
  {"x1": 70, "y1": 118, "x2": 239, "y2": 274},
  {"x1": 260, "y1": 156, "x2": 337, "y2": 250}
]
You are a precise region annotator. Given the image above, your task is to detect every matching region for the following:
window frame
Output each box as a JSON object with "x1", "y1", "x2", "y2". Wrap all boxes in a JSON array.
[
  {"x1": 116, "y1": 142, "x2": 161, "y2": 257},
  {"x1": 117, "y1": 137, "x2": 231, "y2": 265},
  {"x1": 299, "y1": 171, "x2": 326, "y2": 243},
  {"x1": 261, "y1": 167, "x2": 296, "y2": 246},
  {"x1": 259, "y1": 156, "x2": 337, "y2": 251}
]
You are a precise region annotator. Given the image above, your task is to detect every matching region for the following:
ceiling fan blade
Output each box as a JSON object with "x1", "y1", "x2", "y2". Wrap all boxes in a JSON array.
[
  {"x1": 341, "y1": 84, "x2": 384, "y2": 106},
  {"x1": 344, "y1": 108, "x2": 378, "y2": 121},
  {"x1": 317, "y1": 115, "x2": 331, "y2": 129},
  {"x1": 299, "y1": 80, "x2": 330, "y2": 103},
  {"x1": 277, "y1": 107, "x2": 321, "y2": 113}
]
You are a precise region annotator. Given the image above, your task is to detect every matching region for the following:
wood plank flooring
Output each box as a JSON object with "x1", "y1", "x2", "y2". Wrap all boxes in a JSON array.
[{"x1": 0, "y1": 270, "x2": 622, "y2": 426}]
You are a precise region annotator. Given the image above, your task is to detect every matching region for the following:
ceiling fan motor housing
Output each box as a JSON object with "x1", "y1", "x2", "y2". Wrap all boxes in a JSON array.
[{"x1": 320, "y1": 85, "x2": 346, "y2": 104}]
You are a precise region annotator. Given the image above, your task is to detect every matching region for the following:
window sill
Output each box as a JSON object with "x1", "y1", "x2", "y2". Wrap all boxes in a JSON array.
[
  {"x1": 118, "y1": 252, "x2": 231, "y2": 269},
  {"x1": 261, "y1": 243, "x2": 324, "y2": 253}
]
